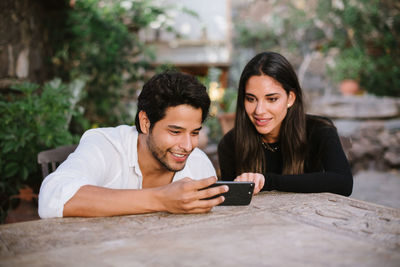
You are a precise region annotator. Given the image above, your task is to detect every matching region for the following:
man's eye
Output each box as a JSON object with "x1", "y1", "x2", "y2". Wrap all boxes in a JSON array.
[
  {"x1": 169, "y1": 130, "x2": 180, "y2": 134},
  {"x1": 192, "y1": 131, "x2": 200, "y2": 136}
]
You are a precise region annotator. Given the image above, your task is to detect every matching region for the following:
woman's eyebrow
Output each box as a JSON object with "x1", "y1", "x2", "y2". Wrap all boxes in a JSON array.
[
  {"x1": 265, "y1": 93, "x2": 280, "y2": 97},
  {"x1": 245, "y1": 92, "x2": 280, "y2": 97}
]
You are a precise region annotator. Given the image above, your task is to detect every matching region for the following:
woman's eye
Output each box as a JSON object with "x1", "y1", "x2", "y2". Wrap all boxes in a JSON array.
[
  {"x1": 245, "y1": 96, "x2": 255, "y2": 102},
  {"x1": 268, "y1": 97, "x2": 278, "y2": 102}
]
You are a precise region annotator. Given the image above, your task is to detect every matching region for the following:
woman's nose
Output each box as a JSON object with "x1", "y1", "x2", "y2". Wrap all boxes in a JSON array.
[{"x1": 255, "y1": 101, "x2": 266, "y2": 114}]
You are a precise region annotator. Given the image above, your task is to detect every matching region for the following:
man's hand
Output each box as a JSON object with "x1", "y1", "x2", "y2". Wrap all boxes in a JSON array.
[
  {"x1": 157, "y1": 176, "x2": 228, "y2": 214},
  {"x1": 234, "y1": 173, "x2": 265, "y2": 195}
]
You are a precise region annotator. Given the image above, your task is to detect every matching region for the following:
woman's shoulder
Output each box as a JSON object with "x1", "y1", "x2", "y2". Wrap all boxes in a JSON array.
[
  {"x1": 306, "y1": 114, "x2": 335, "y2": 129},
  {"x1": 306, "y1": 114, "x2": 333, "y2": 124},
  {"x1": 218, "y1": 129, "x2": 235, "y2": 149},
  {"x1": 306, "y1": 114, "x2": 337, "y2": 139}
]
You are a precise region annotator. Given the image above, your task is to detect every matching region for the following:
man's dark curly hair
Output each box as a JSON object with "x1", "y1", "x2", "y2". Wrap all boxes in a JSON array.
[{"x1": 135, "y1": 71, "x2": 210, "y2": 133}]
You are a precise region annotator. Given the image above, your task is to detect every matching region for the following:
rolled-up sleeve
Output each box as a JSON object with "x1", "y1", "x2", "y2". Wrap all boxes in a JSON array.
[{"x1": 38, "y1": 130, "x2": 113, "y2": 218}]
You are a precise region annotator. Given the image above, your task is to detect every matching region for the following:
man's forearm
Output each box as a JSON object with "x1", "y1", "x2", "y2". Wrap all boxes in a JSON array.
[
  {"x1": 63, "y1": 185, "x2": 164, "y2": 217},
  {"x1": 62, "y1": 177, "x2": 227, "y2": 217}
]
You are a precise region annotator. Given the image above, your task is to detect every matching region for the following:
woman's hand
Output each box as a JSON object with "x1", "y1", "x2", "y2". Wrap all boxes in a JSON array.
[{"x1": 234, "y1": 173, "x2": 265, "y2": 195}]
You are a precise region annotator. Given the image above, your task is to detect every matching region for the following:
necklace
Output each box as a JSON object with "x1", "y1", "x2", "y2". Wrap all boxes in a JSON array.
[{"x1": 262, "y1": 142, "x2": 279, "y2": 152}]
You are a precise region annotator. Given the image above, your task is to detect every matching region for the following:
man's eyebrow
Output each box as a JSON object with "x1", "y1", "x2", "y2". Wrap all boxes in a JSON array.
[
  {"x1": 167, "y1": 125, "x2": 202, "y2": 131},
  {"x1": 168, "y1": 125, "x2": 184, "y2": 130}
]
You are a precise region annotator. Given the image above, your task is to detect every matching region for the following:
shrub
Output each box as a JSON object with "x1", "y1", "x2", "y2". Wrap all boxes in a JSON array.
[
  {"x1": 0, "y1": 79, "x2": 82, "y2": 222},
  {"x1": 234, "y1": 0, "x2": 400, "y2": 97},
  {"x1": 50, "y1": 0, "x2": 176, "y2": 126}
]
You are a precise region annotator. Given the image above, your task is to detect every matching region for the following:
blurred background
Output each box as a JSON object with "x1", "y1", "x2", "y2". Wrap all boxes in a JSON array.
[{"x1": 1, "y1": 0, "x2": 399, "y2": 223}]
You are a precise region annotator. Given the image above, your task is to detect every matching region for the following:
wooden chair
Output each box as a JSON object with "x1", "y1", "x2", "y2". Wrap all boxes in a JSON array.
[{"x1": 37, "y1": 144, "x2": 78, "y2": 178}]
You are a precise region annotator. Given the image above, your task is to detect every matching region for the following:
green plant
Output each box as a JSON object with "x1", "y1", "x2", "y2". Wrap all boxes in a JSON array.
[
  {"x1": 319, "y1": 0, "x2": 400, "y2": 96},
  {"x1": 220, "y1": 88, "x2": 238, "y2": 114},
  {"x1": 201, "y1": 68, "x2": 238, "y2": 143},
  {"x1": 50, "y1": 0, "x2": 179, "y2": 126},
  {"x1": 234, "y1": 0, "x2": 400, "y2": 96},
  {"x1": 0, "y1": 79, "x2": 82, "y2": 222}
]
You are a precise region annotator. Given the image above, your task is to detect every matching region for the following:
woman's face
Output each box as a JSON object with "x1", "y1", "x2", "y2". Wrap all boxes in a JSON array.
[{"x1": 244, "y1": 75, "x2": 296, "y2": 143}]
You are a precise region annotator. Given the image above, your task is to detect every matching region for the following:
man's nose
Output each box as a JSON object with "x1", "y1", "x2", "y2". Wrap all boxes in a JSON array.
[{"x1": 179, "y1": 134, "x2": 194, "y2": 151}]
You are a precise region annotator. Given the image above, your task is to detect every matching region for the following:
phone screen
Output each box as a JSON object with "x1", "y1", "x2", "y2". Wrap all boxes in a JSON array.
[{"x1": 204, "y1": 181, "x2": 255, "y2": 206}]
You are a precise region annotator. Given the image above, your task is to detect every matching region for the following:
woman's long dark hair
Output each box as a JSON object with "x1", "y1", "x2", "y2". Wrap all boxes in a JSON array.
[{"x1": 234, "y1": 52, "x2": 306, "y2": 175}]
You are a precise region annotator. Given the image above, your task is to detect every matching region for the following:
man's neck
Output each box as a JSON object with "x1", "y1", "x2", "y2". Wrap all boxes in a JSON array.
[{"x1": 137, "y1": 134, "x2": 175, "y2": 189}]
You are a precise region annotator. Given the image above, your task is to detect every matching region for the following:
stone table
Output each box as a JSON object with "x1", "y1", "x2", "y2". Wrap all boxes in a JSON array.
[{"x1": 1, "y1": 192, "x2": 399, "y2": 266}]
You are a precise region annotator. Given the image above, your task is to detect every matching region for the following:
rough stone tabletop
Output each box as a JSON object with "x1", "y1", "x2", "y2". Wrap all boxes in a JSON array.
[{"x1": 1, "y1": 192, "x2": 399, "y2": 266}]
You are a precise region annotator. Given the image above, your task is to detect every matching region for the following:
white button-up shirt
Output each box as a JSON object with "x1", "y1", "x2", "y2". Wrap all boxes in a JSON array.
[{"x1": 38, "y1": 125, "x2": 216, "y2": 218}]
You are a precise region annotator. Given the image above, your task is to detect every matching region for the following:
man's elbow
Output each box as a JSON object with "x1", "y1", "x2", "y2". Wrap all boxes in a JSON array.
[
  {"x1": 38, "y1": 192, "x2": 63, "y2": 219},
  {"x1": 38, "y1": 205, "x2": 60, "y2": 219}
]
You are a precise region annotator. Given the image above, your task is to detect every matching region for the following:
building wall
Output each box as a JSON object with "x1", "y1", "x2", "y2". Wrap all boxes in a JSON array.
[{"x1": 0, "y1": 0, "x2": 67, "y2": 89}]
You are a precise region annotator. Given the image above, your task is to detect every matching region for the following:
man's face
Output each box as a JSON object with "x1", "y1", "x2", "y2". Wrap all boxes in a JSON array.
[{"x1": 146, "y1": 104, "x2": 203, "y2": 172}]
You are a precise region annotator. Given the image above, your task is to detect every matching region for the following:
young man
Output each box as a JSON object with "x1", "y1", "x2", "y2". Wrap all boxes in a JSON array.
[{"x1": 38, "y1": 72, "x2": 228, "y2": 218}]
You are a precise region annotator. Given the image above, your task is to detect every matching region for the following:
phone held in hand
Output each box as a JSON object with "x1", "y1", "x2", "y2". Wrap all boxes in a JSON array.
[{"x1": 204, "y1": 181, "x2": 255, "y2": 206}]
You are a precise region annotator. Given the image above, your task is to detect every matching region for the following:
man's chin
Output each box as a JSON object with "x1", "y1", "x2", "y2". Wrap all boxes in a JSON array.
[{"x1": 166, "y1": 161, "x2": 187, "y2": 172}]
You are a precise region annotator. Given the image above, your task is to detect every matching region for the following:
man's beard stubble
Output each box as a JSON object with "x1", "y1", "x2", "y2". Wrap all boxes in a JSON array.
[{"x1": 146, "y1": 132, "x2": 187, "y2": 173}]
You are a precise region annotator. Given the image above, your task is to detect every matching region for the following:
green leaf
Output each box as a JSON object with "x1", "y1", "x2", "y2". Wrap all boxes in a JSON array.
[
  {"x1": 2, "y1": 142, "x2": 16, "y2": 153},
  {"x1": 21, "y1": 167, "x2": 29, "y2": 181},
  {"x1": 4, "y1": 162, "x2": 19, "y2": 178}
]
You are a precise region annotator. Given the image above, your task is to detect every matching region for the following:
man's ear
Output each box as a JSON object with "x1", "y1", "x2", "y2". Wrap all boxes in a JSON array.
[{"x1": 138, "y1": 110, "x2": 151, "y2": 134}]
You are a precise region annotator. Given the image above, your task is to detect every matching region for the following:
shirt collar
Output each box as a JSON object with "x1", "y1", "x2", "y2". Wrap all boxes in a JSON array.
[{"x1": 129, "y1": 127, "x2": 142, "y2": 177}]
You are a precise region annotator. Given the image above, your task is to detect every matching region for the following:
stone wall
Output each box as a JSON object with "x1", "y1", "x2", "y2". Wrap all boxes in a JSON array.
[
  {"x1": 0, "y1": 0, "x2": 67, "y2": 89},
  {"x1": 337, "y1": 119, "x2": 400, "y2": 174},
  {"x1": 309, "y1": 94, "x2": 400, "y2": 174}
]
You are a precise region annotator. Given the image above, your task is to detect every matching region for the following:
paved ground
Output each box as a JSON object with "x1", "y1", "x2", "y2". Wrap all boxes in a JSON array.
[{"x1": 350, "y1": 170, "x2": 400, "y2": 209}]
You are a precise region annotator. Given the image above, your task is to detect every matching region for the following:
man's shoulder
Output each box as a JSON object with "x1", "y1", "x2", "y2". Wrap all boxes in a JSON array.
[
  {"x1": 183, "y1": 148, "x2": 215, "y2": 176},
  {"x1": 187, "y1": 148, "x2": 210, "y2": 162}
]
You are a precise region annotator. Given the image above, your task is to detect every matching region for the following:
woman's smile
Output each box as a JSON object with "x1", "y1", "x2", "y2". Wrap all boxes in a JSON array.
[{"x1": 253, "y1": 116, "x2": 272, "y2": 127}]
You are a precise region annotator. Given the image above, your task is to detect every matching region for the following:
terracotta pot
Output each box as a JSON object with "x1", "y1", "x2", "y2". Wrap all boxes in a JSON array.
[
  {"x1": 4, "y1": 186, "x2": 39, "y2": 224},
  {"x1": 339, "y1": 79, "x2": 361, "y2": 96}
]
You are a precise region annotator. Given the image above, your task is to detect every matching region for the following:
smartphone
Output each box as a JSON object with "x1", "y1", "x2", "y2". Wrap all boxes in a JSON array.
[{"x1": 203, "y1": 181, "x2": 255, "y2": 206}]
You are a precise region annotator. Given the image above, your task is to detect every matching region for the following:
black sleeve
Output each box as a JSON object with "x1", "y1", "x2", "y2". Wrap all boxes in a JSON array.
[
  {"x1": 217, "y1": 131, "x2": 236, "y2": 181},
  {"x1": 264, "y1": 126, "x2": 353, "y2": 196}
]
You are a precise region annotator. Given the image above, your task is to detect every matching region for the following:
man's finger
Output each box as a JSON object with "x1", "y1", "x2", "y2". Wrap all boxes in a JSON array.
[
  {"x1": 177, "y1": 195, "x2": 224, "y2": 213},
  {"x1": 198, "y1": 185, "x2": 228, "y2": 200},
  {"x1": 192, "y1": 176, "x2": 218, "y2": 190},
  {"x1": 193, "y1": 196, "x2": 225, "y2": 210}
]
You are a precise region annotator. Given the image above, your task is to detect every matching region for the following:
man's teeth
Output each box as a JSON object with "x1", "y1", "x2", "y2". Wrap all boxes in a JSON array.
[{"x1": 172, "y1": 153, "x2": 185, "y2": 158}]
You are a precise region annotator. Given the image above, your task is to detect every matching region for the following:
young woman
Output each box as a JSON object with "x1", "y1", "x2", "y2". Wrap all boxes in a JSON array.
[{"x1": 218, "y1": 52, "x2": 353, "y2": 196}]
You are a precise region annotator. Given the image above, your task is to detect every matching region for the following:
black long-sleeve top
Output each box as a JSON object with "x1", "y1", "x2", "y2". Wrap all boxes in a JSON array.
[{"x1": 217, "y1": 115, "x2": 353, "y2": 196}]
